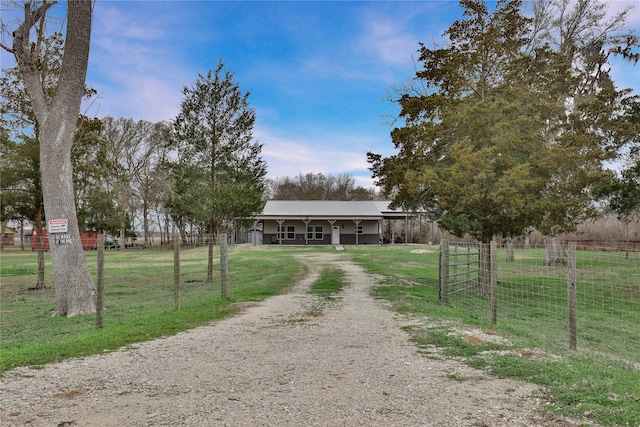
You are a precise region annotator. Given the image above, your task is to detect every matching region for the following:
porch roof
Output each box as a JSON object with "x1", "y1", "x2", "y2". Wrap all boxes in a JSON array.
[{"x1": 256, "y1": 200, "x2": 409, "y2": 221}]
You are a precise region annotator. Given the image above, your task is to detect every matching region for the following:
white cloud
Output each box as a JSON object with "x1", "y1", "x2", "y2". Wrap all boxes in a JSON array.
[
  {"x1": 256, "y1": 126, "x2": 377, "y2": 185},
  {"x1": 86, "y1": 3, "x2": 191, "y2": 121},
  {"x1": 356, "y1": 3, "x2": 447, "y2": 67}
]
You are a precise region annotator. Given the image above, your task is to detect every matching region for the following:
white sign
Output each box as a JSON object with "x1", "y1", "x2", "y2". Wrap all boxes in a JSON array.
[
  {"x1": 54, "y1": 233, "x2": 73, "y2": 245},
  {"x1": 48, "y1": 219, "x2": 68, "y2": 233}
]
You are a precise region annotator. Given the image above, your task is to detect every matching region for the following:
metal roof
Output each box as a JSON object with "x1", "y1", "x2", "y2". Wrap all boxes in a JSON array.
[{"x1": 257, "y1": 200, "x2": 408, "y2": 220}]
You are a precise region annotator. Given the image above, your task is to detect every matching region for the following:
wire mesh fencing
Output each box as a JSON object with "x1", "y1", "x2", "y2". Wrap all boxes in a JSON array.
[
  {"x1": 0, "y1": 234, "x2": 232, "y2": 350},
  {"x1": 439, "y1": 240, "x2": 640, "y2": 367}
]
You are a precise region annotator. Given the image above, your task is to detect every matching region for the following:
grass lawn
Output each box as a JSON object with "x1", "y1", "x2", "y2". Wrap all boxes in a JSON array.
[
  {"x1": 344, "y1": 244, "x2": 640, "y2": 427},
  {"x1": 0, "y1": 245, "x2": 323, "y2": 371}
]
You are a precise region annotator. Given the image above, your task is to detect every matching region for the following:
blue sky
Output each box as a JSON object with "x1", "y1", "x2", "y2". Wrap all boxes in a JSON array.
[
  {"x1": 3, "y1": 1, "x2": 639, "y2": 188},
  {"x1": 87, "y1": 1, "x2": 465, "y2": 188}
]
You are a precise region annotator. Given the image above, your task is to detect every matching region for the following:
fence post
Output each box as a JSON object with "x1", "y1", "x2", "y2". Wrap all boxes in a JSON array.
[
  {"x1": 453, "y1": 244, "x2": 458, "y2": 291},
  {"x1": 220, "y1": 233, "x2": 228, "y2": 299},
  {"x1": 490, "y1": 240, "x2": 498, "y2": 325},
  {"x1": 567, "y1": 241, "x2": 577, "y2": 350},
  {"x1": 173, "y1": 233, "x2": 180, "y2": 310},
  {"x1": 439, "y1": 240, "x2": 449, "y2": 305},
  {"x1": 96, "y1": 233, "x2": 105, "y2": 328},
  {"x1": 466, "y1": 244, "x2": 471, "y2": 283}
]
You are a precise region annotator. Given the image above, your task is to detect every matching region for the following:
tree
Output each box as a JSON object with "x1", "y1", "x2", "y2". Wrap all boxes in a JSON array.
[
  {"x1": 134, "y1": 121, "x2": 172, "y2": 246},
  {"x1": 369, "y1": 0, "x2": 545, "y2": 245},
  {"x1": 267, "y1": 172, "x2": 376, "y2": 201},
  {"x1": 526, "y1": 0, "x2": 639, "y2": 264},
  {"x1": 0, "y1": 31, "x2": 87, "y2": 287},
  {"x1": 1, "y1": 1, "x2": 96, "y2": 316},
  {"x1": 73, "y1": 115, "x2": 131, "y2": 237},
  {"x1": 369, "y1": 0, "x2": 637, "y2": 256},
  {"x1": 100, "y1": 117, "x2": 172, "y2": 245},
  {"x1": 597, "y1": 101, "x2": 640, "y2": 227},
  {"x1": 170, "y1": 60, "x2": 267, "y2": 282},
  {"x1": 0, "y1": 32, "x2": 63, "y2": 288},
  {"x1": 0, "y1": 131, "x2": 47, "y2": 285}
]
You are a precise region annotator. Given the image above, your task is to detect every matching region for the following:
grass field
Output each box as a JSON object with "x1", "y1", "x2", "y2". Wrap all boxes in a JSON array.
[
  {"x1": 0, "y1": 245, "x2": 317, "y2": 371},
  {"x1": 346, "y1": 244, "x2": 640, "y2": 427},
  {"x1": 1, "y1": 243, "x2": 638, "y2": 426}
]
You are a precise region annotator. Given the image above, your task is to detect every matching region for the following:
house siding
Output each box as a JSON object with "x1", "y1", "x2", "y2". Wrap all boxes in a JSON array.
[{"x1": 262, "y1": 219, "x2": 380, "y2": 245}]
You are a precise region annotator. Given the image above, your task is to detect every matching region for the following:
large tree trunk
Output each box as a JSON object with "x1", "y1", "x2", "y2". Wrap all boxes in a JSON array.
[
  {"x1": 40, "y1": 128, "x2": 95, "y2": 315},
  {"x1": 11, "y1": 1, "x2": 96, "y2": 316},
  {"x1": 543, "y1": 235, "x2": 566, "y2": 266}
]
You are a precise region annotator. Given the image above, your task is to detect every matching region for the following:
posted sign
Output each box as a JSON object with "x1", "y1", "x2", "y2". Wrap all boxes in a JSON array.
[
  {"x1": 48, "y1": 219, "x2": 68, "y2": 233},
  {"x1": 54, "y1": 233, "x2": 73, "y2": 245}
]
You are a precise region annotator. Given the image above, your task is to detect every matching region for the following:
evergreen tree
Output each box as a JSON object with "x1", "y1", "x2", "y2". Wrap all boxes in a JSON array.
[{"x1": 169, "y1": 60, "x2": 267, "y2": 281}]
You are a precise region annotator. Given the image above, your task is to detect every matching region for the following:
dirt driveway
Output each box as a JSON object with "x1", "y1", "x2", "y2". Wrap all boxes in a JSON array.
[{"x1": 1, "y1": 253, "x2": 591, "y2": 426}]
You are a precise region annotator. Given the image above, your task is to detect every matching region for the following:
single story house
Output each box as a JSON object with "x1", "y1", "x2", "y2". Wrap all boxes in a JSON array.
[{"x1": 254, "y1": 200, "x2": 411, "y2": 245}]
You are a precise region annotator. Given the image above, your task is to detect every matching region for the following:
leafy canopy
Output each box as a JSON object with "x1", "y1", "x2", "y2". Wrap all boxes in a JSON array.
[{"x1": 368, "y1": 0, "x2": 639, "y2": 243}]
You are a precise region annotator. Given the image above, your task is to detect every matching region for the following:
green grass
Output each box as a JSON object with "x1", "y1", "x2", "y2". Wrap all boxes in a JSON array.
[
  {"x1": 305, "y1": 267, "x2": 345, "y2": 317},
  {"x1": 0, "y1": 245, "x2": 317, "y2": 372},
  {"x1": 310, "y1": 267, "x2": 344, "y2": 297},
  {"x1": 342, "y1": 244, "x2": 640, "y2": 427}
]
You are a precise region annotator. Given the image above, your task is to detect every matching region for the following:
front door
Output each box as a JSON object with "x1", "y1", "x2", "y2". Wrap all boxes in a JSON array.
[{"x1": 331, "y1": 226, "x2": 340, "y2": 245}]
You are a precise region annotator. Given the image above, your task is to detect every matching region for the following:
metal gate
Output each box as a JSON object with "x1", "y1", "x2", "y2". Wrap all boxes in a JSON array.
[{"x1": 438, "y1": 240, "x2": 482, "y2": 304}]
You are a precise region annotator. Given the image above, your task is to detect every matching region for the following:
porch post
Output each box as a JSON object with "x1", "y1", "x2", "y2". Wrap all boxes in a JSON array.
[
  {"x1": 303, "y1": 218, "x2": 311, "y2": 245},
  {"x1": 276, "y1": 219, "x2": 285, "y2": 245},
  {"x1": 353, "y1": 219, "x2": 361, "y2": 246}
]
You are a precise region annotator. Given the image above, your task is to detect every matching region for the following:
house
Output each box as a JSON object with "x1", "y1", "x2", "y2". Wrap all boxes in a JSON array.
[
  {"x1": 254, "y1": 200, "x2": 411, "y2": 245},
  {"x1": 1, "y1": 226, "x2": 16, "y2": 246}
]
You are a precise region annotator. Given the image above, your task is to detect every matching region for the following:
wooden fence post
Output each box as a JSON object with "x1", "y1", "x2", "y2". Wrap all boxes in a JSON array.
[
  {"x1": 96, "y1": 233, "x2": 105, "y2": 328},
  {"x1": 174, "y1": 233, "x2": 180, "y2": 310},
  {"x1": 439, "y1": 240, "x2": 449, "y2": 305},
  {"x1": 567, "y1": 241, "x2": 577, "y2": 350},
  {"x1": 220, "y1": 233, "x2": 228, "y2": 299},
  {"x1": 466, "y1": 244, "x2": 471, "y2": 283},
  {"x1": 490, "y1": 240, "x2": 498, "y2": 325}
]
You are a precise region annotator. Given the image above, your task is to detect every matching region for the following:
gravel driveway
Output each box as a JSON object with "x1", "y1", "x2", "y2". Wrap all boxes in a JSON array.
[{"x1": 1, "y1": 253, "x2": 592, "y2": 426}]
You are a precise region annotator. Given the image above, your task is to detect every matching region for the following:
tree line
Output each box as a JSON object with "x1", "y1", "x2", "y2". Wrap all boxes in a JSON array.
[
  {"x1": 0, "y1": 30, "x2": 375, "y2": 246},
  {"x1": 1, "y1": 53, "x2": 271, "y2": 248}
]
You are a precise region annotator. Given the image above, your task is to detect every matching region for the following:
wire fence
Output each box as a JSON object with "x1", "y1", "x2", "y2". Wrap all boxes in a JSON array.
[
  {"x1": 439, "y1": 240, "x2": 640, "y2": 367},
  {"x1": 3, "y1": 238, "x2": 638, "y2": 370},
  {"x1": 0, "y1": 234, "x2": 233, "y2": 348}
]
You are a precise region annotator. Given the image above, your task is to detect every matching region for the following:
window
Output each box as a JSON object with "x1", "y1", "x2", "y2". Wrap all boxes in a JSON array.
[
  {"x1": 356, "y1": 224, "x2": 363, "y2": 234},
  {"x1": 277, "y1": 225, "x2": 295, "y2": 240},
  {"x1": 306, "y1": 225, "x2": 324, "y2": 240}
]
